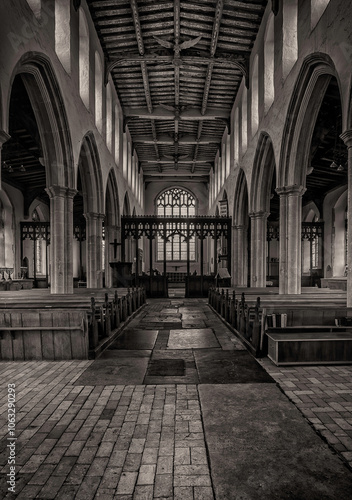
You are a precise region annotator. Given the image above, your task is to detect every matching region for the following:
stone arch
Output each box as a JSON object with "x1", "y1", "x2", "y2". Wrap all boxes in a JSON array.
[
  {"x1": 105, "y1": 169, "x2": 120, "y2": 287},
  {"x1": 250, "y1": 132, "x2": 276, "y2": 213},
  {"x1": 78, "y1": 132, "x2": 104, "y2": 215},
  {"x1": 233, "y1": 169, "x2": 249, "y2": 286},
  {"x1": 123, "y1": 192, "x2": 131, "y2": 216},
  {"x1": 279, "y1": 53, "x2": 340, "y2": 188},
  {"x1": 75, "y1": 132, "x2": 104, "y2": 289},
  {"x1": 8, "y1": 53, "x2": 74, "y2": 188},
  {"x1": 233, "y1": 169, "x2": 249, "y2": 227}
]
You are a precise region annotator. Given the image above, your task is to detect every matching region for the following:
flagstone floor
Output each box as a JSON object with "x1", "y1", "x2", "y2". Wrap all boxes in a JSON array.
[{"x1": 0, "y1": 298, "x2": 352, "y2": 499}]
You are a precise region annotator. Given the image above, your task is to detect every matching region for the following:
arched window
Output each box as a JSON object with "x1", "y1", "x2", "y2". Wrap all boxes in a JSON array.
[
  {"x1": 311, "y1": 0, "x2": 330, "y2": 30},
  {"x1": 106, "y1": 83, "x2": 112, "y2": 152},
  {"x1": 251, "y1": 55, "x2": 259, "y2": 136},
  {"x1": 264, "y1": 14, "x2": 275, "y2": 113},
  {"x1": 226, "y1": 135, "x2": 231, "y2": 179},
  {"x1": 55, "y1": 0, "x2": 71, "y2": 73},
  {"x1": 95, "y1": 51, "x2": 103, "y2": 133},
  {"x1": 241, "y1": 89, "x2": 248, "y2": 153},
  {"x1": 79, "y1": 7, "x2": 89, "y2": 109},
  {"x1": 156, "y1": 188, "x2": 196, "y2": 262},
  {"x1": 234, "y1": 107, "x2": 239, "y2": 167},
  {"x1": 114, "y1": 104, "x2": 120, "y2": 164},
  {"x1": 282, "y1": 0, "x2": 298, "y2": 79}
]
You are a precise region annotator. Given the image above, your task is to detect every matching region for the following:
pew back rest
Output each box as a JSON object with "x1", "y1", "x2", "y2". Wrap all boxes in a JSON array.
[
  {"x1": 263, "y1": 307, "x2": 348, "y2": 327},
  {"x1": 0, "y1": 309, "x2": 88, "y2": 360}
]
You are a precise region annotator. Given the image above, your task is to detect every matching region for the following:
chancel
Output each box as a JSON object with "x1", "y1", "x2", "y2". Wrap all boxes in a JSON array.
[{"x1": 0, "y1": 0, "x2": 352, "y2": 498}]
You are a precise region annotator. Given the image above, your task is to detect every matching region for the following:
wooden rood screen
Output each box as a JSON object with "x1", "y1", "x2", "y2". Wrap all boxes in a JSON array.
[{"x1": 121, "y1": 215, "x2": 232, "y2": 297}]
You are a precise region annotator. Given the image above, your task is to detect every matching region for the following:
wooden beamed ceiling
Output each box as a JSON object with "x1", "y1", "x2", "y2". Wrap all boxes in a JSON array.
[{"x1": 87, "y1": 0, "x2": 267, "y2": 181}]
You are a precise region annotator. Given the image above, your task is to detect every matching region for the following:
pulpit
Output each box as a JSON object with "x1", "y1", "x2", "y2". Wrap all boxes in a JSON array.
[{"x1": 109, "y1": 262, "x2": 133, "y2": 288}]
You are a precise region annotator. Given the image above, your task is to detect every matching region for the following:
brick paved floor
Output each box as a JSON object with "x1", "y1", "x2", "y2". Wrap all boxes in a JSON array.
[
  {"x1": 0, "y1": 299, "x2": 351, "y2": 498},
  {"x1": 259, "y1": 358, "x2": 352, "y2": 471}
]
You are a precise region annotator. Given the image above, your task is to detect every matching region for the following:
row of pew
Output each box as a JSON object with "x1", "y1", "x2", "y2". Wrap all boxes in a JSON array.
[
  {"x1": 208, "y1": 287, "x2": 352, "y2": 365},
  {"x1": 0, "y1": 287, "x2": 146, "y2": 361}
]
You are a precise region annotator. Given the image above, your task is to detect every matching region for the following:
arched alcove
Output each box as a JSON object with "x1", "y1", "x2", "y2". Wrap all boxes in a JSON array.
[
  {"x1": 3, "y1": 54, "x2": 74, "y2": 293},
  {"x1": 73, "y1": 132, "x2": 104, "y2": 288},
  {"x1": 233, "y1": 169, "x2": 250, "y2": 286},
  {"x1": 105, "y1": 169, "x2": 120, "y2": 287}
]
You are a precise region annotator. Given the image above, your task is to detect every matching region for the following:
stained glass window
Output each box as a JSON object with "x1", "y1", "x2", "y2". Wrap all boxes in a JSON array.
[{"x1": 156, "y1": 188, "x2": 196, "y2": 262}]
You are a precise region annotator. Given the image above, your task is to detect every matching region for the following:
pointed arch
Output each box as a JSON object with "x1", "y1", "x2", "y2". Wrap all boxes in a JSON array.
[
  {"x1": 279, "y1": 53, "x2": 340, "y2": 188},
  {"x1": 8, "y1": 53, "x2": 74, "y2": 188},
  {"x1": 78, "y1": 132, "x2": 104, "y2": 214},
  {"x1": 233, "y1": 169, "x2": 249, "y2": 227},
  {"x1": 123, "y1": 192, "x2": 131, "y2": 216},
  {"x1": 250, "y1": 132, "x2": 276, "y2": 213}
]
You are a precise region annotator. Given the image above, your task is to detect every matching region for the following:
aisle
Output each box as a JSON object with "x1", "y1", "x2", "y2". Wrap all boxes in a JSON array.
[{"x1": 0, "y1": 299, "x2": 351, "y2": 499}]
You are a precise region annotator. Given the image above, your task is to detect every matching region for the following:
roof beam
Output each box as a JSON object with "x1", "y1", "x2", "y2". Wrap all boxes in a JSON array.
[
  {"x1": 124, "y1": 106, "x2": 229, "y2": 120},
  {"x1": 133, "y1": 134, "x2": 220, "y2": 145},
  {"x1": 192, "y1": 0, "x2": 223, "y2": 173},
  {"x1": 130, "y1": 0, "x2": 161, "y2": 171}
]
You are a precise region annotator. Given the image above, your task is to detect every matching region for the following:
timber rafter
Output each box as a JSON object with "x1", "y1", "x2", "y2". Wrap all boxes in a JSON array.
[{"x1": 87, "y1": 0, "x2": 267, "y2": 180}]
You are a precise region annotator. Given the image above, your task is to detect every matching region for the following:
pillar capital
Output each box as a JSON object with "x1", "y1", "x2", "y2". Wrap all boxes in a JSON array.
[
  {"x1": 46, "y1": 185, "x2": 77, "y2": 199},
  {"x1": 249, "y1": 211, "x2": 270, "y2": 220},
  {"x1": 340, "y1": 130, "x2": 352, "y2": 147},
  {"x1": 276, "y1": 184, "x2": 306, "y2": 197},
  {"x1": 84, "y1": 212, "x2": 105, "y2": 222}
]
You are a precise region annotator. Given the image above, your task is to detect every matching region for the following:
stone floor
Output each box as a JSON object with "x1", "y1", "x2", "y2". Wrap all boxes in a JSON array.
[{"x1": 1, "y1": 298, "x2": 352, "y2": 499}]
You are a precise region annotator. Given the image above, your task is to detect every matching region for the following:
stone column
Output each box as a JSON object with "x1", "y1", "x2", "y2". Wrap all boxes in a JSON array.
[
  {"x1": 46, "y1": 186, "x2": 77, "y2": 294},
  {"x1": 234, "y1": 224, "x2": 247, "y2": 286},
  {"x1": 0, "y1": 131, "x2": 11, "y2": 190},
  {"x1": 341, "y1": 130, "x2": 352, "y2": 309},
  {"x1": 276, "y1": 185, "x2": 306, "y2": 294},
  {"x1": 84, "y1": 212, "x2": 105, "y2": 289},
  {"x1": 249, "y1": 211, "x2": 269, "y2": 287}
]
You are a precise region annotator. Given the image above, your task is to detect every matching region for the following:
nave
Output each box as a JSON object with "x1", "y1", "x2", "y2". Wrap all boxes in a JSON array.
[{"x1": 1, "y1": 299, "x2": 352, "y2": 499}]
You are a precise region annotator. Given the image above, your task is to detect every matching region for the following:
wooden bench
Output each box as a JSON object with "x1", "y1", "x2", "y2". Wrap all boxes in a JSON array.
[
  {"x1": 267, "y1": 331, "x2": 352, "y2": 366},
  {"x1": 0, "y1": 310, "x2": 88, "y2": 360}
]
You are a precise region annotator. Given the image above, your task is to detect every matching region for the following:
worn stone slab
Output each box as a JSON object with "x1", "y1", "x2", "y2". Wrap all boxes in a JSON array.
[
  {"x1": 74, "y1": 352, "x2": 151, "y2": 385},
  {"x1": 199, "y1": 384, "x2": 352, "y2": 500},
  {"x1": 167, "y1": 329, "x2": 220, "y2": 349},
  {"x1": 194, "y1": 350, "x2": 274, "y2": 384},
  {"x1": 109, "y1": 330, "x2": 158, "y2": 350}
]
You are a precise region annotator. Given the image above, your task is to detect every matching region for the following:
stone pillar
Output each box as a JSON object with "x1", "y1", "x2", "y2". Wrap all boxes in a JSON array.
[
  {"x1": 0, "y1": 131, "x2": 11, "y2": 190},
  {"x1": 234, "y1": 224, "x2": 247, "y2": 286},
  {"x1": 84, "y1": 212, "x2": 105, "y2": 289},
  {"x1": 276, "y1": 185, "x2": 306, "y2": 294},
  {"x1": 249, "y1": 211, "x2": 269, "y2": 287},
  {"x1": 340, "y1": 130, "x2": 352, "y2": 309},
  {"x1": 46, "y1": 186, "x2": 77, "y2": 294}
]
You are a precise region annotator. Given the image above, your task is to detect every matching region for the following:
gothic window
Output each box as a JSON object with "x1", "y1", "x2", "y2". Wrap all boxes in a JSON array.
[
  {"x1": 311, "y1": 216, "x2": 319, "y2": 269},
  {"x1": 156, "y1": 188, "x2": 196, "y2": 262}
]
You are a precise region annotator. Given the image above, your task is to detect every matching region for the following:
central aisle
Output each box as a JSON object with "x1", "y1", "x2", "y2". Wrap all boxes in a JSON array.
[{"x1": 73, "y1": 298, "x2": 352, "y2": 499}]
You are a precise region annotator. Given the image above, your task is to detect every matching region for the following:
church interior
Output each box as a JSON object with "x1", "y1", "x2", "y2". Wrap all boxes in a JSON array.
[{"x1": 1, "y1": 0, "x2": 352, "y2": 498}]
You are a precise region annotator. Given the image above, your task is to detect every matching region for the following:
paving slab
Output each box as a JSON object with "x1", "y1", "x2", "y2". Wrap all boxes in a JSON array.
[
  {"x1": 167, "y1": 328, "x2": 220, "y2": 349},
  {"x1": 74, "y1": 351, "x2": 151, "y2": 385},
  {"x1": 194, "y1": 350, "x2": 274, "y2": 383},
  {"x1": 109, "y1": 330, "x2": 158, "y2": 350},
  {"x1": 199, "y1": 384, "x2": 352, "y2": 500}
]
